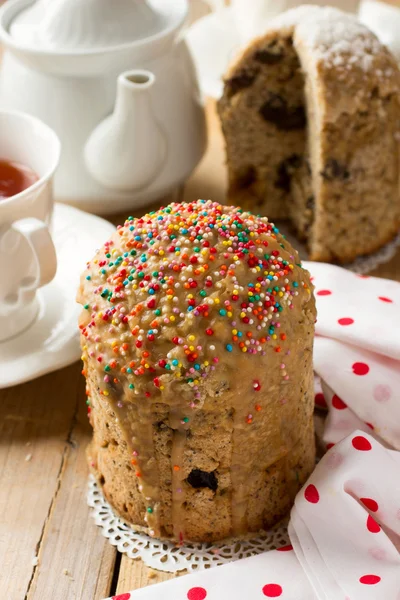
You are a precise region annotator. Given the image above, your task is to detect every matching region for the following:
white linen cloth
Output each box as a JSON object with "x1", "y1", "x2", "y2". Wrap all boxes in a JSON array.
[
  {"x1": 305, "y1": 262, "x2": 400, "y2": 451},
  {"x1": 289, "y1": 431, "x2": 400, "y2": 599}
]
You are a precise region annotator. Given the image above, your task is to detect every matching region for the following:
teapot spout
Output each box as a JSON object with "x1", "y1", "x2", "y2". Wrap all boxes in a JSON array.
[{"x1": 84, "y1": 70, "x2": 166, "y2": 192}]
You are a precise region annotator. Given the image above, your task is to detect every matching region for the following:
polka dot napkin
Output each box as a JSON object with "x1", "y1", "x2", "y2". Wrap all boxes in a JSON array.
[
  {"x1": 110, "y1": 545, "x2": 315, "y2": 600},
  {"x1": 305, "y1": 262, "x2": 400, "y2": 451},
  {"x1": 289, "y1": 431, "x2": 400, "y2": 599},
  {"x1": 106, "y1": 432, "x2": 400, "y2": 600}
]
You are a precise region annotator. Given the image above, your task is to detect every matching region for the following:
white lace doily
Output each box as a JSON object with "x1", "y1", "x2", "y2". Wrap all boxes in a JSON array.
[{"x1": 87, "y1": 475, "x2": 290, "y2": 573}]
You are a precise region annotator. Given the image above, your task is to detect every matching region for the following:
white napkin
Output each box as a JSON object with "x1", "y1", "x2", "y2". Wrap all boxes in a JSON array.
[
  {"x1": 109, "y1": 546, "x2": 316, "y2": 600},
  {"x1": 106, "y1": 432, "x2": 400, "y2": 600},
  {"x1": 290, "y1": 431, "x2": 400, "y2": 600},
  {"x1": 321, "y1": 379, "x2": 393, "y2": 450},
  {"x1": 304, "y1": 261, "x2": 400, "y2": 451}
]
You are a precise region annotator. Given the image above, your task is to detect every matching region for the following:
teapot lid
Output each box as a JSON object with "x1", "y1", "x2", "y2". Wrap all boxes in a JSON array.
[{"x1": 8, "y1": 0, "x2": 187, "y2": 51}]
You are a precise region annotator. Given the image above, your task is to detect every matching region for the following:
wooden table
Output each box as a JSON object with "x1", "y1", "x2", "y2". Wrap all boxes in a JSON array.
[{"x1": 2, "y1": 94, "x2": 400, "y2": 600}]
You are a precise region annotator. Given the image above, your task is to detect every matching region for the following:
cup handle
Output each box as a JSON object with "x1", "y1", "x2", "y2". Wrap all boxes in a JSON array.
[{"x1": 0, "y1": 217, "x2": 57, "y2": 313}]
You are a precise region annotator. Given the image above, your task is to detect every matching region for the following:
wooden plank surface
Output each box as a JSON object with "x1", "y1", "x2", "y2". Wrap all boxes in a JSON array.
[
  {"x1": 0, "y1": 364, "x2": 82, "y2": 599},
  {"x1": 27, "y1": 372, "x2": 116, "y2": 600}
]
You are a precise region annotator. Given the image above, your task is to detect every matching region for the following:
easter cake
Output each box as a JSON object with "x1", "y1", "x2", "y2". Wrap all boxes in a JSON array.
[
  {"x1": 218, "y1": 6, "x2": 400, "y2": 263},
  {"x1": 78, "y1": 200, "x2": 316, "y2": 542}
]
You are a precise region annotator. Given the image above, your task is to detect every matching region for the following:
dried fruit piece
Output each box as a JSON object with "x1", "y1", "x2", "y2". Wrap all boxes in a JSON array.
[
  {"x1": 234, "y1": 166, "x2": 257, "y2": 190},
  {"x1": 187, "y1": 469, "x2": 218, "y2": 492},
  {"x1": 259, "y1": 93, "x2": 306, "y2": 130},
  {"x1": 254, "y1": 44, "x2": 283, "y2": 65},
  {"x1": 275, "y1": 154, "x2": 302, "y2": 191},
  {"x1": 226, "y1": 70, "x2": 259, "y2": 97}
]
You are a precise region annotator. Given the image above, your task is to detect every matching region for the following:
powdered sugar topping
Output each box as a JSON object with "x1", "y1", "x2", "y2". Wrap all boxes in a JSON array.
[{"x1": 298, "y1": 8, "x2": 382, "y2": 72}]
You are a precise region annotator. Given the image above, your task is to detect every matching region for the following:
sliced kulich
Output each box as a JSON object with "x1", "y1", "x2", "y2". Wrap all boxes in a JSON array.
[{"x1": 218, "y1": 6, "x2": 400, "y2": 263}]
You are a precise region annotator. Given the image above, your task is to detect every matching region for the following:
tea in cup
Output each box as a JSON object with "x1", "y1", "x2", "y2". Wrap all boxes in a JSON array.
[
  {"x1": 0, "y1": 158, "x2": 39, "y2": 200},
  {"x1": 0, "y1": 110, "x2": 60, "y2": 342}
]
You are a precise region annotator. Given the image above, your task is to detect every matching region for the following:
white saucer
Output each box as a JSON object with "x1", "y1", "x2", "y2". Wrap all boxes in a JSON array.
[
  {"x1": 185, "y1": 7, "x2": 242, "y2": 99},
  {"x1": 0, "y1": 203, "x2": 115, "y2": 389}
]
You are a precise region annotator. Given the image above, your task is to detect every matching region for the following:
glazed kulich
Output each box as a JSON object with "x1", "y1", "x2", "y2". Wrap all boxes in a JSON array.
[
  {"x1": 78, "y1": 200, "x2": 316, "y2": 542},
  {"x1": 218, "y1": 6, "x2": 400, "y2": 263}
]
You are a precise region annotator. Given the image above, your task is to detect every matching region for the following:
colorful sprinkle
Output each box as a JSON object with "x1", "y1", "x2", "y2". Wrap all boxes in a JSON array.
[{"x1": 79, "y1": 201, "x2": 311, "y2": 403}]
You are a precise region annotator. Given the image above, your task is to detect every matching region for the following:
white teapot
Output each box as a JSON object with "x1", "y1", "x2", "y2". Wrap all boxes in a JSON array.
[{"x1": 0, "y1": 0, "x2": 206, "y2": 214}]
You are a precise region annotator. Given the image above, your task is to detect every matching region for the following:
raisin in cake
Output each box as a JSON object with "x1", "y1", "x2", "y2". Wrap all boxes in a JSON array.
[
  {"x1": 78, "y1": 200, "x2": 316, "y2": 542},
  {"x1": 218, "y1": 6, "x2": 400, "y2": 263}
]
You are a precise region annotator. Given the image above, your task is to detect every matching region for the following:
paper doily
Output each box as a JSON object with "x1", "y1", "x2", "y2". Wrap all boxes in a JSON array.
[{"x1": 87, "y1": 475, "x2": 290, "y2": 573}]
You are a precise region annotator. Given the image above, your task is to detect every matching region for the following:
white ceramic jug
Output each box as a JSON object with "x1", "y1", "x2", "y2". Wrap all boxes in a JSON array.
[
  {"x1": 0, "y1": 0, "x2": 207, "y2": 214},
  {"x1": 84, "y1": 70, "x2": 167, "y2": 193}
]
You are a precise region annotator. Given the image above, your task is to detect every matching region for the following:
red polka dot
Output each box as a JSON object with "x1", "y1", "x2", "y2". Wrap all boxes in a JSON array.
[
  {"x1": 357, "y1": 274, "x2": 370, "y2": 279},
  {"x1": 352, "y1": 435, "x2": 372, "y2": 451},
  {"x1": 352, "y1": 362, "x2": 370, "y2": 376},
  {"x1": 262, "y1": 584, "x2": 283, "y2": 597},
  {"x1": 304, "y1": 484, "x2": 320, "y2": 503},
  {"x1": 113, "y1": 595, "x2": 131, "y2": 600},
  {"x1": 359, "y1": 574, "x2": 381, "y2": 585},
  {"x1": 367, "y1": 515, "x2": 381, "y2": 533},
  {"x1": 315, "y1": 393, "x2": 327, "y2": 408},
  {"x1": 317, "y1": 289, "x2": 332, "y2": 296},
  {"x1": 326, "y1": 442, "x2": 335, "y2": 449},
  {"x1": 338, "y1": 317, "x2": 354, "y2": 326},
  {"x1": 332, "y1": 394, "x2": 347, "y2": 410},
  {"x1": 365, "y1": 422, "x2": 374, "y2": 430},
  {"x1": 187, "y1": 588, "x2": 207, "y2": 600},
  {"x1": 361, "y1": 498, "x2": 379, "y2": 512},
  {"x1": 378, "y1": 296, "x2": 393, "y2": 303},
  {"x1": 276, "y1": 544, "x2": 293, "y2": 551}
]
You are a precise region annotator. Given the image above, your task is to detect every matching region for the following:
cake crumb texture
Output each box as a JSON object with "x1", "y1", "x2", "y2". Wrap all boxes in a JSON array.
[{"x1": 218, "y1": 6, "x2": 400, "y2": 263}]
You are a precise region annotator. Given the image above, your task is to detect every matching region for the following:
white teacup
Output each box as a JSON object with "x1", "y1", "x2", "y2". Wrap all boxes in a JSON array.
[{"x1": 0, "y1": 110, "x2": 60, "y2": 342}]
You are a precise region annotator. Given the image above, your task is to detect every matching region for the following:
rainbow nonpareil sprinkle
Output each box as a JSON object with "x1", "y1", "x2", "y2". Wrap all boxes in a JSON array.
[{"x1": 79, "y1": 200, "x2": 312, "y2": 398}]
